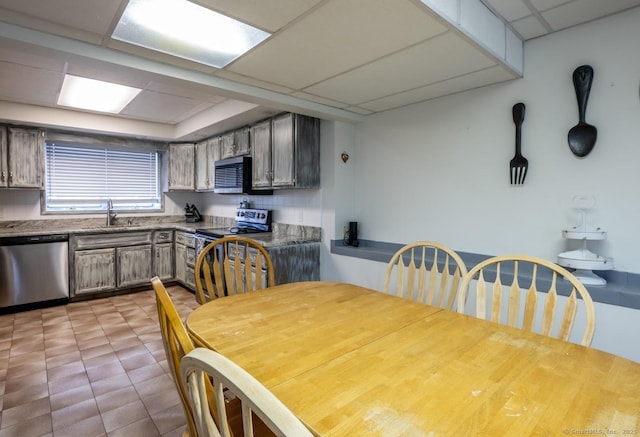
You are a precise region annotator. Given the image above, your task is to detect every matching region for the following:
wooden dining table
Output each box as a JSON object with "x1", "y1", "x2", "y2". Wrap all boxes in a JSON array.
[{"x1": 186, "y1": 281, "x2": 640, "y2": 436}]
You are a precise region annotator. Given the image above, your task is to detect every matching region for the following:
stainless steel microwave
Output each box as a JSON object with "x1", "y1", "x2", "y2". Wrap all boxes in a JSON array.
[{"x1": 214, "y1": 156, "x2": 272, "y2": 195}]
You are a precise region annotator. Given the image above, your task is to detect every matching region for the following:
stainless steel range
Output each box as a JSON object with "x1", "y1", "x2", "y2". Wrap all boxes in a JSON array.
[
  {"x1": 194, "y1": 207, "x2": 272, "y2": 258},
  {"x1": 194, "y1": 208, "x2": 273, "y2": 300}
]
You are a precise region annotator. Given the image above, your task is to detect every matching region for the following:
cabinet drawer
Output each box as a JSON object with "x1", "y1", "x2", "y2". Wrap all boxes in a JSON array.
[
  {"x1": 153, "y1": 230, "x2": 173, "y2": 243},
  {"x1": 75, "y1": 231, "x2": 152, "y2": 249},
  {"x1": 175, "y1": 231, "x2": 195, "y2": 248}
]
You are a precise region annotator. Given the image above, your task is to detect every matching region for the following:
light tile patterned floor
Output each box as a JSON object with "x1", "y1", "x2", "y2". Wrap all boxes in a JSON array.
[{"x1": 0, "y1": 284, "x2": 198, "y2": 437}]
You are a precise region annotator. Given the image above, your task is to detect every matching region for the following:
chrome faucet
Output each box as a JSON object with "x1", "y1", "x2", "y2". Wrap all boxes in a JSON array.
[{"x1": 106, "y1": 198, "x2": 117, "y2": 226}]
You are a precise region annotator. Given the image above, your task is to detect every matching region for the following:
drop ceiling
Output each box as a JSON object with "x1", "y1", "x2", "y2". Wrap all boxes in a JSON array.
[{"x1": 0, "y1": 0, "x2": 638, "y2": 142}]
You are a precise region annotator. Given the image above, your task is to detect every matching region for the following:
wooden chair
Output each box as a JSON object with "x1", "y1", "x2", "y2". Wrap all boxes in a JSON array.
[
  {"x1": 153, "y1": 277, "x2": 253, "y2": 437},
  {"x1": 152, "y1": 276, "x2": 202, "y2": 437},
  {"x1": 194, "y1": 236, "x2": 276, "y2": 304},
  {"x1": 383, "y1": 241, "x2": 468, "y2": 310},
  {"x1": 457, "y1": 255, "x2": 596, "y2": 346},
  {"x1": 181, "y1": 348, "x2": 313, "y2": 437}
]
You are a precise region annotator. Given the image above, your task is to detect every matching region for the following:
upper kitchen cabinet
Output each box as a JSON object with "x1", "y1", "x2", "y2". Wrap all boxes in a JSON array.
[
  {"x1": 195, "y1": 136, "x2": 220, "y2": 191},
  {"x1": 0, "y1": 127, "x2": 44, "y2": 189},
  {"x1": 168, "y1": 142, "x2": 195, "y2": 191},
  {"x1": 267, "y1": 113, "x2": 320, "y2": 189},
  {"x1": 220, "y1": 127, "x2": 251, "y2": 159},
  {"x1": 251, "y1": 120, "x2": 272, "y2": 189},
  {"x1": 0, "y1": 127, "x2": 6, "y2": 187}
]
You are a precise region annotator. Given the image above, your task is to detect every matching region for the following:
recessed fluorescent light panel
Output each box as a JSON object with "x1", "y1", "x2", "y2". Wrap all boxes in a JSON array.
[
  {"x1": 112, "y1": 0, "x2": 271, "y2": 68},
  {"x1": 57, "y1": 75, "x2": 142, "y2": 113}
]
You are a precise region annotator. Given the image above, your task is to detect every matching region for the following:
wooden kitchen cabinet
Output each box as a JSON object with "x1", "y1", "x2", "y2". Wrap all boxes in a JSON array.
[
  {"x1": 195, "y1": 136, "x2": 220, "y2": 191},
  {"x1": 251, "y1": 113, "x2": 320, "y2": 190},
  {"x1": 153, "y1": 230, "x2": 174, "y2": 280},
  {"x1": 220, "y1": 127, "x2": 251, "y2": 159},
  {"x1": 118, "y1": 245, "x2": 153, "y2": 288},
  {"x1": 70, "y1": 231, "x2": 154, "y2": 297},
  {"x1": 175, "y1": 230, "x2": 195, "y2": 290},
  {"x1": 0, "y1": 126, "x2": 44, "y2": 189},
  {"x1": 251, "y1": 120, "x2": 272, "y2": 189},
  {"x1": 168, "y1": 143, "x2": 195, "y2": 190},
  {"x1": 74, "y1": 248, "x2": 117, "y2": 295},
  {"x1": 0, "y1": 127, "x2": 7, "y2": 187}
]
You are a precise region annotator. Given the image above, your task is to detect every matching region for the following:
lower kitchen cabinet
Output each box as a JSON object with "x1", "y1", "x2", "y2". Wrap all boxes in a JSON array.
[
  {"x1": 118, "y1": 245, "x2": 153, "y2": 288},
  {"x1": 154, "y1": 242, "x2": 174, "y2": 280},
  {"x1": 175, "y1": 230, "x2": 195, "y2": 290},
  {"x1": 70, "y1": 230, "x2": 159, "y2": 298},
  {"x1": 74, "y1": 248, "x2": 116, "y2": 295},
  {"x1": 153, "y1": 230, "x2": 174, "y2": 280}
]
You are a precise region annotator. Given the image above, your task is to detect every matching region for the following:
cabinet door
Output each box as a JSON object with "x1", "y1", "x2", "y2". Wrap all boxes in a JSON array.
[
  {"x1": 168, "y1": 143, "x2": 195, "y2": 190},
  {"x1": 117, "y1": 245, "x2": 152, "y2": 288},
  {"x1": 0, "y1": 127, "x2": 7, "y2": 188},
  {"x1": 251, "y1": 120, "x2": 272, "y2": 188},
  {"x1": 292, "y1": 115, "x2": 320, "y2": 188},
  {"x1": 206, "y1": 136, "x2": 221, "y2": 190},
  {"x1": 154, "y1": 243, "x2": 174, "y2": 280},
  {"x1": 234, "y1": 127, "x2": 251, "y2": 156},
  {"x1": 195, "y1": 139, "x2": 209, "y2": 191},
  {"x1": 175, "y1": 243, "x2": 187, "y2": 283},
  {"x1": 74, "y1": 248, "x2": 116, "y2": 295},
  {"x1": 220, "y1": 132, "x2": 235, "y2": 159},
  {"x1": 7, "y1": 127, "x2": 43, "y2": 188},
  {"x1": 271, "y1": 113, "x2": 295, "y2": 187}
]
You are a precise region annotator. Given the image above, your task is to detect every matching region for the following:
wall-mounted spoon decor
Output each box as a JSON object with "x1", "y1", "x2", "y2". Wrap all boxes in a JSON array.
[
  {"x1": 510, "y1": 102, "x2": 528, "y2": 185},
  {"x1": 568, "y1": 65, "x2": 597, "y2": 157}
]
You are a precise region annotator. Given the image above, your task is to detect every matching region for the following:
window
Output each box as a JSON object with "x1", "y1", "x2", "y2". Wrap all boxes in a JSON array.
[{"x1": 45, "y1": 142, "x2": 161, "y2": 212}]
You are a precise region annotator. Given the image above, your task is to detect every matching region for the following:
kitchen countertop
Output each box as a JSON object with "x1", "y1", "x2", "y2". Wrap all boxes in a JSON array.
[{"x1": 0, "y1": 217, "x2": 321, "y2": 247}]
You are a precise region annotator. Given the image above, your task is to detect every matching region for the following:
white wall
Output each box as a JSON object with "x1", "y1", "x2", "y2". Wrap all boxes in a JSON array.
[
  {"x1": 318, "y1": 8, "x2": 640, "y2": 363},
  {"x1": 347, "y1": 8, "x2": 640, "y2": 273}
]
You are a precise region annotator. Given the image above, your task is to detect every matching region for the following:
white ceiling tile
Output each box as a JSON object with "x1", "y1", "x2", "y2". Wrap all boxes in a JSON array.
[
  {"x1": 121, "y1": 90, "x2": 213, "y2": 124},
  {"x1": 304, "y1": 32, "x2": 497, "y2": 105},
  {"x1": 343, "y1": 106, "x2": 375, "y2": 115},
  {"x1": 194, "y1": 0, "x2": 323, "y2": 33},
  {"x1": 214, "y1": 70, "x2": 294, "y2": 95},
  {"x1": 0, "y1": 61, "x2": 62, "y2": 104},
  {"x1": 511, "y1": 15, "x2": 549, "y2": 40},
  {"x1": 483, "y1": 0, "x2": 532, "y2": 21},
  {"x1": 359, "y1": 65, "x2": 516, "y2": 112},
  {"x1": 0, "y1": 43, "x2": 64, "y2": 71},
  {"x1": 227, "y1": 0, "x2": 448, "y2": 90},
  {"x1": 193, "y1": 0, "x2": 323, "y2": 33},
  {"x1": 289, "y1": 91, "x2": 350, "y2": 109},
  {"x1": 0, "y1": 0, "x2": 123, "y2": 36},
  {"x1": 528, "y1": 0, "x2": 572, "y2": 10},
  {"x1": 541, "y1": 0, "x2": 640, "y2": 31}
]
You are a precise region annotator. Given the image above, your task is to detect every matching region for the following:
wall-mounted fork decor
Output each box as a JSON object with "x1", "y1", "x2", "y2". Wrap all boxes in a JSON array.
[{"x1": 510, "y1": 102, "x2": 528, "y2": 185}]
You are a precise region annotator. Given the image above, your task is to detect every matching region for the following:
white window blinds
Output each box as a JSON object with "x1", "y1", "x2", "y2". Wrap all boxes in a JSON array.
[{"x1": 45, "y1": 142, "x2": 161, "y2": 211}]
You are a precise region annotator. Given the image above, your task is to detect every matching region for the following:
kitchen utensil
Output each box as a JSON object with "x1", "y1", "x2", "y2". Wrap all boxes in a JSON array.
[
  {"x1": 510, "y1": 102, "x2": 528, "y2": 185},
  {"x1": 568, "y1": 65, "x2": 597, "y2": 157}
]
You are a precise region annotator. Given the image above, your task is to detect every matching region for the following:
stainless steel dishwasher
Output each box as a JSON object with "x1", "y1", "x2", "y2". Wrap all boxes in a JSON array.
[{"x1": 0, "y1": 234, "x2": 69, "y2": 309}]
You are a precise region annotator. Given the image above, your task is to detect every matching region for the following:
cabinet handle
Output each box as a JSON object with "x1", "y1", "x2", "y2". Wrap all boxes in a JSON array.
[
  {"x1": 1, "y1": 171, "x2": 4, "y2": 182},
  {"x1": 8, "y1": 171, "x2": 12, "y2": 183}
]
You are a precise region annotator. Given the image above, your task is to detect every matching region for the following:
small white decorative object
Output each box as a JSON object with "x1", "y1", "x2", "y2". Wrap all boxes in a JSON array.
[{"x1": 557, "y1": 195, "x2": 613, "y2": 285}]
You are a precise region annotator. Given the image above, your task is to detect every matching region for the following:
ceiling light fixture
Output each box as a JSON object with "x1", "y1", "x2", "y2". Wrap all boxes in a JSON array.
[
  {"x1": 57, "y1": 75, "x2": 142, "y2": 113},
  {"x1": 112, "y1": 0, "x2": 271, "y2": 68}
]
